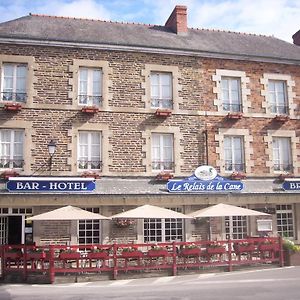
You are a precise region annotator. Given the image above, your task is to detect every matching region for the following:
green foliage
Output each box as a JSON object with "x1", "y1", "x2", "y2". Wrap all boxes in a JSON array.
[{"x1": 283, "y1": 238, "x2": 300, "y2": 252}]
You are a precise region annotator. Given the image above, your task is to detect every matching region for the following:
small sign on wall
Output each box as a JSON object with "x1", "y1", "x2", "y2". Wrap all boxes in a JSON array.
[{"x1": 257, "y1": 219, "x2": 273, "y2": 232}]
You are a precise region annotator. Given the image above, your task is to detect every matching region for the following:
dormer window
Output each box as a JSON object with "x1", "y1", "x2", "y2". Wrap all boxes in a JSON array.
[
  {"x1": 150, "y1": 72, "x2": 173, "y2": 109},
  {"x1": 78, "y1": 67, "x2": 102, "y2": 107},
  {"x1": 1, "y1": 63, "x2": 27, "y2": 102}
]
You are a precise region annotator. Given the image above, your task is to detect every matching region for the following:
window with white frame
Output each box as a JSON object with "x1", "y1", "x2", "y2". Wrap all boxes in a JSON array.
[
  {"x1": 151, "y1": 133, "x2": 174, "y2": 171},
  {"x1": 143, "y1": 208, "x2": 183, "y2": 242},
  {"x1": 78, "y1": 207, "x2": 101, "y2": 244},
  {"x1": 78, "y1": 67, "x2": 102, "y2": 107},
  {"x1": 268, "y1": 80, "x2": 288, "y2": 114},
  {"x1": 1, "y1": 63, "x2": 27, "y2": 102},
  {"x1": 221, "y1": 77, "x2": 242, "y2": 112},
  {"x1": 150, "y1": 72, "x2": 173, "y2": 109},
  {"x1": 276, "y1": 204, "x2": 294, "y2": 238},
  {"x1": 78, "y1": 131, "x2": 101, "y2": 171},
  {"x1": 225, "y1": 215, "x2": 247, "y2": 240},
  {"x1": 0, "y1": 129, "x2": 24, "y2": 169},
  {"x1": 272, "y1": 137, "x2": 292, "y2": 172},
  {"x1": 224, "y1": 136, "x2": 245, "y2": 172}
]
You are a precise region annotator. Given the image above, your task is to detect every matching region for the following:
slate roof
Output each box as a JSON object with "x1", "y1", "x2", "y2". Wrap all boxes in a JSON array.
[{"x1": 0, "y1": 14, "x2": 300, "y2": 63}]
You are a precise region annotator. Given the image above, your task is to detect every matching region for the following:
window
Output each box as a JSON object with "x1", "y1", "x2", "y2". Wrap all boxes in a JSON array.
[
  {"x1": 78, "y1": 131, "x2": 101, "y2": 170},
  {"x1": 221, "y1": 77, "x2": 242, "y2": 112},
  {"x1": 78, "y1": 67, "x2": 102, "y2": 107},
  {"x1": 273, "y1": 137, "x2": 292, "y2": 172},
  {"x1": 276, "y1": 205, "x2": 294, "y2": 238},
  {"x1": 78, "y1": 207, "x2": 101, "y2": 244},
  {"x1": 268, "y1": 80, "x2": 288, "y2": 114},
  {"x1": 150, "y1": 72, "x2": 172, "y2": 109},
  {"x1": 1, "y1": 63, "x2": 27, "y2": 102},
  {"x1": 0, "y1": 129, "x2": 24, "y2": 169},
  {"x1": 151, "y1": 133, "x2": 174, "y2": 171},
  {"x1": 224, "y1": 136, "x2": 245, "y2": 172},
  {"x1": 144, "y1": 208, "x2": 183, "y2": 242},
  {"x1": 225, "y1": 216, "x2": 247, "y2": 240}
]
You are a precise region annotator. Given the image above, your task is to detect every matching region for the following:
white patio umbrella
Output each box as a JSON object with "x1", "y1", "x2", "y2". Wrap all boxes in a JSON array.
[
  {"x1": 189, "y1": 203, "x2": 269, "y2": 218},
  {"x1": 111, "y1": 204, "x2": 193, "y2": 219},
  {"x1": 27, "y1": 205, "x2": 111, "y2": 221}
]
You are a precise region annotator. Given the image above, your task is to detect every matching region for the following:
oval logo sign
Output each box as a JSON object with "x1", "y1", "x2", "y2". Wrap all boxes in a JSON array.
[{"x1": 194, "y1": 165, "x2": 217, "y2": 181}]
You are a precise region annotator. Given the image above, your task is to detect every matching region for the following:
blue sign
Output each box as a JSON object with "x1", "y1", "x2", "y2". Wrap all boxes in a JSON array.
[
  {"x1": 282, "y1": 181, "x2": 300, "y2": 191},
  {"x1": 167, "y1": 179, "x2": 244, "y2": 193},
  {"x1": 6, "y1": 177, "x2": 96, "y2": 192}
]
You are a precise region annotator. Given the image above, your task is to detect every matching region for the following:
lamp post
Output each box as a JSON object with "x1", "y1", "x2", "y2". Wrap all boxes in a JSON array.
[{"x1": 48, "y1": 139, "x2": 56, "y2": 171}]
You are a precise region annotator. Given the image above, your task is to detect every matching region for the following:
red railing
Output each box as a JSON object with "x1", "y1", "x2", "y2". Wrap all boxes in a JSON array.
[{"x1": 0, "y1": 237, "x2": 283, "y2": 283}]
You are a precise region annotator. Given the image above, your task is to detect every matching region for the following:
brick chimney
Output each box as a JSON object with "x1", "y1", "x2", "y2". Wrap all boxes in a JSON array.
[
  {"x1": 292, "y1": 30, "x2": 300, "y2": 46},
  {"x1": 165, "y1": 5, "x2": 187, "y2": 35}
]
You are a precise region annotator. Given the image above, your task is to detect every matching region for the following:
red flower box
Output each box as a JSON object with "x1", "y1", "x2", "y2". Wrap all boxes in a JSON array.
[
  {"x1": 230, "y1": 172, "x2": 246, "y2": 180},
  {"x1": 80, "y1": 171, "x2": 100, "y2": 179},
  {"x1": 4, "y1": 103, "x2": 22, "y2": 111},
  {"x1": 81, "y1": 106, "x2": 99, "y2": 113},
  {"x1": 121, "y1": 251, "x2": 144, "y2": 259},
  {"x1": 156, "y1": 172, "x2": 174, "y2": 181},
  {"x1": 273, "y1": 115, "x2": 289, "y2": 122},
  {"x1": 180, "y1": 248, "x2": 202, "y2": 256},
  {"x1": 207, "y1": 247, "x2": 226, "y2": 255},
  {"x1": 259, "y1": 244, "x2": 280, "y2": 252},
  {"x1": 59, "y1": 252, "x2": 81, "y2": 260},
  {"x1": 234, "y1": 245, "x2": 256, "y2": 254},
  {"x1": 5, "y1": 252, "x2": 22, "y2": 260},
  {"x1": 147, "y1": 250, "x2": 169, "y2": 257},
  {"x1": 87, "y1": 252, "x2": 109, "y2": 259},
  {"x1": 155, "y1": 109, "x2": 172, "y2": 117},
  {"x1": 27, "y1": 252, "x2": 47, "y2": 260},
  {"x1": 226, "y1": 112, "x2": 243, "y2": 120},
  {"x1": 0, "y1": 170, "x2": 19, "y2": 180}
]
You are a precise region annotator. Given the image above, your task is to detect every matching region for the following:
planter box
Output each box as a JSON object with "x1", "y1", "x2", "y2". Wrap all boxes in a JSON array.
[
  {"x1": 0, "y1": 170, "x2": 19, "y2": 180},
  {"x1": 155, "y1": 109, "x2": 172, "y2": 117},
  {"x1": 81, "y1": 106, "x2": 99, "y2": 113},
  {"x1": 258, "y1": 244, "x2": 280, "y2": 252},
  {"x1": 230, "y1": 172, "x2": 246, "y2": 180},
  {"x1": 180, "y1": 248, "x2": 201, "y2": 256},
  {"x1": 226, "y1": 112, "x2": 243, "y2": 120},
  {"x1": 59, "y1": 252, "x2": 81, "y2": 260},
  {"x1": 121, "y1": 251, "x2": 144, "y2": 258},
  {"x1": 147, "y1": 250, "x2": 169, "y2": 257},
  {"x1": 234, "y1": 245, "x2": 256, "y2": 254},
  {"x1": 87, "y1": 252, "x2": 109, "y2": 259},
  {"x1": 4, "y1": 103, "x2": 22, "y2": 111},
  {"x1": 5, "y1": 252, "x2": 22, "y2": 259},
  {"x1": 27, "y1": 252, "x2": 47, "y2": 260},
  {"x1": 156, "y1": 172, "x2": 174, "y2": 181},
  {"x1": 273, "y1": 115, "x2": 289, "y2": 122},
  {"x1": 207, "y1": 247, "x2": 226, "y2": 255},
  {"x1": 284, "y1": 250, "x2": 300, "y2": 266}
]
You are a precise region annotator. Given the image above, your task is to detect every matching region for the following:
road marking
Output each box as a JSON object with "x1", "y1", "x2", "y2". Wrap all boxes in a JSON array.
[{"x1": 109, "y1": 279, "x2": 133, "y2": 286}]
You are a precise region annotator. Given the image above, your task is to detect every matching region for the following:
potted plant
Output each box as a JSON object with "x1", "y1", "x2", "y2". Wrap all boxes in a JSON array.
[
  {"x1": 81, "y1": 106, "x2": 99, "y2": 113},
  {"x1": 121, "y1": 247, "x2": 143, "y2": 258},
  {"x1": 4, "y1": 102, "x2": 22, "y2": 111},
  {"x1": 230, "y1": 171, "x2": 246, "y2": 180},
  {"x1": 233, "y1": 242, "x2": 256, "y2": 254},
  {"x1": 226, "y1": 112, "x2": 243, "y2": 120},
  {"x1": 180, "y1": 243, "x2": 201, "y2": 256},
  {"x1": 27, "y1": 248, "x2": 47, "y2": 260},
  {"x1": 283, "y1": 238, "x2": 300, "y2": 266},
  {"x1": 156, "y1": 172, "x2": 174, "y2": 181}
]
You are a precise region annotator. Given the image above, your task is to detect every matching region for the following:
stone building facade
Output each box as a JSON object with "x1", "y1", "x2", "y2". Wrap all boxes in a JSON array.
[{"x1": 0, "y1": 6, "x2": 300, "y2": 246}]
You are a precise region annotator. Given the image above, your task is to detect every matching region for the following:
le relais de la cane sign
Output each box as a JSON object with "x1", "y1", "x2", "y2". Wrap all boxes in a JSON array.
[
  {"x1": 6, "y1": 177, "x2": 96, "y2": 192},
  {"x1": 167, "y1": 166, "x2": 244, "y2": 193}
]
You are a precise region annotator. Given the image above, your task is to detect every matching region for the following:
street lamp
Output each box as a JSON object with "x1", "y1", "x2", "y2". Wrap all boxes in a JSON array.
[{"x1": 48, "y1": 139, "x2": 56, "y2": 170}]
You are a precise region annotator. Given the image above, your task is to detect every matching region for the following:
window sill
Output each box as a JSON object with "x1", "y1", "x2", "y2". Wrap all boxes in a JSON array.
[{"x1": 155, "y1": 109, "x2": 172, "y2": 117}]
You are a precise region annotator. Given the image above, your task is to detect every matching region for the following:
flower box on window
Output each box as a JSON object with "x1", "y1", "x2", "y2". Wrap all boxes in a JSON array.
[
  {"x1": 4, "y1": 103, "x2": 22, "y2": 111},
  {"x1": 278, "y1": 173, "x2": 294, "y2": 182},
  {"x1": 156, "y1": 172, "x2": 174, "y2": 181},
  {"x1": 80, "y1": 171, "x2": 100, "y2": 179},
  {"x1": 155, "y1": 108, "x2": 172, "y2": 117},
  {"x1": 81, "y1": 106, "x2": 99, "y2": 113},
  {"x1": 0, "y1": 170, "x2": 19, "y2": 180},
  {"x1": 226, "y1": 112, "x2": 243, "y2": 120},
  {"x1": 273, "y1": 115, "x2": 289, "y2": 122},
  {"x1": 229, "y1": 171, "x2": 246, "y2": 180}
]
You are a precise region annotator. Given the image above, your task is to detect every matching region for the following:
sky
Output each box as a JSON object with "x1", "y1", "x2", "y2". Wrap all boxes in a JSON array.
[{"x1": 0, "y1": 0, "x2": 299, "y2": 43}]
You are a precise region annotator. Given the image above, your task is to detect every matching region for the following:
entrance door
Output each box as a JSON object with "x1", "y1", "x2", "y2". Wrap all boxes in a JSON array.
[
  {"x1": 8, "y1": 216, "x2": 22, "y2": 244},
  {"x1": 0, "y1": 217, "x2": 8, "y2": 244}
]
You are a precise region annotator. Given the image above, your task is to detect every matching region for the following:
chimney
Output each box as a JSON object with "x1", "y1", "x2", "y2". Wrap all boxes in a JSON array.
[
  {"x1": 292, "y1": 30, "x2": 300, "y2": 46},
  {"x1": 165, "y1": 5, "x2": 187, "y2": 35}
]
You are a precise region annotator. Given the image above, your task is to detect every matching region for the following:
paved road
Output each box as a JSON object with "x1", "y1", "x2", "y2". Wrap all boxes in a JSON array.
[{"x1": 1, "y1": 266, "x2": 300, "y2": 300}]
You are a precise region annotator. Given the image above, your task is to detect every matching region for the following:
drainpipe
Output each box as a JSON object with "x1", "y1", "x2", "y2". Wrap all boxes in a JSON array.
[{"x1": 204, "y1": 129, "x2": 209, "y2": 165}]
